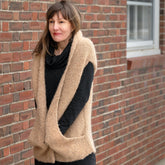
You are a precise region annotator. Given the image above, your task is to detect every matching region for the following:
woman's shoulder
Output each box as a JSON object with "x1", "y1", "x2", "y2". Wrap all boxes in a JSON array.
[
  {"x1": 73, "y1": 34, "x2": 95, "y2": 59},
  {"x1": 74, "y1": 31, "x2": 97, "y2": 71},
  {"x1": 73, "y1": 31, "x2": 94, "y2": 49},
  {"x1": 79, "y1": 36, "x2": 95, "y2": 50}
]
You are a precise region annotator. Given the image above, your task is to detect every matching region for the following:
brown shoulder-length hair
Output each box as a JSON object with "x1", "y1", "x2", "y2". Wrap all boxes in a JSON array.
[{"x1": 33, "y1": 0, "x2": 81, "y2": 56}]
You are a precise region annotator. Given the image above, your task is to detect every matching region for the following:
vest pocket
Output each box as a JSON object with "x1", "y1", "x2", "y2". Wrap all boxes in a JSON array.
[{"x1": 64, "y1": 110, "x2": 85, "y2": 138}]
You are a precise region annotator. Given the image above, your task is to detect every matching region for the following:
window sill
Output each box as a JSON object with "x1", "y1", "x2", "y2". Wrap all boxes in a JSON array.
[{"x1": 127, "y1": 54, "x2": 165, "y2": 70}]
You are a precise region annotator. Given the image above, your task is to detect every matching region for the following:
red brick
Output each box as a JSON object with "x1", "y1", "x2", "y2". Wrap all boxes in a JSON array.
[
  {"x1": 21, "y1": 51, "x2": 32, "y2": 61},
  {"x1": 1, "y1": 114, "x2": 15, "y2": 127},
  {"x1": 19, "y1": 12, "x2": 32, "y2": 20},
  {"x1": 23, "y1": 2, "x2": 29, "y2": 11},
  {"x1": 10, "y1": 142, "x2": 24, "y2": 154},
  {"x1": 20, "y1": 130, "x2": 31, "y2": 141},
  {"x1": 19, "y1": 90, "x2": 33, "y2": 101},
  {"x1": 41, "y1": 3, "x2": 47, "y2": 11},
  {"x1": 11, "y1": 63, "x2": 23, "y2": 72},
  {"x1": 30, "y1": 41, "x2": 38, "y2": 50},
  {"x1": 23, "y1": 41, "x2": 30, "y2": 50},
  {"x1": 3, "y1": 147, "x2": 10, "y2": 157},
  {"x1": 97, "y1": 14, "x2": 106, "y2": 21},
  {"x1": 10, "y1": 42, "x2": 23, "y2": 51},
  {"x1": 0, "y1": 11, "x2": 13, "y2": 20},
  {"x1": 9, "y1": 2, "x2": 23, "y2": 10},
  {"x1": 85, "y1": 0, "x2": 93, "y2": 4},
  {"x1": 29, "y1": 22, "x2": 44, "y2": 30},
  {"x1": 0, "y1": 33, "x2": 12, "y2": 42},
  {"x1": 32, "y1": 32, "x2": 38, "y2": 40},
  {"x1": 91, "y1": 22, "x2": 100, "y2": 28},
  {"x1": 13, "y1": 12, "x2": 19, "y2": 21},
  {"x1": 10, "y1": 102, "x2": 24, "y2": 113},
  {"x1": 2, "y1": 22, "x2": 9, "y2": 32},
  {"x1": 3, "y1": 84, "x2": 11, "y2": 94},
  {"x1": 20, "y1": 111, "x2": 32, "y2": 121},
  {"x1": 0, "y1": 136, "x2": 13, "y2": 148},
  {"x1": 20, "y1": 71, "x2": 31, "y2": 81},
  {"x1": 20, "y1": 32, "x2": 32, "y2": 41},
  {"x1": 0, "y1": 94, "x2": 13, "y2": 105},
  {"x1": 12, "y1": 52, "x2": 21, "y2": 62},
  {"x1": 0, "y1": 74, "x2": 12, "y2": 84},
  {"x1": 84, "y1": 14, "x2": 95, "y2": 21},
  {"x1": 21, "y1": 149, "x2": 33, "y2": 159},
  {"x1": 10, "y1": 22, "x2": 23, "y2": 31},
  {"x1": 11, "y1": 123, "x2": 22, "y2": 133},
  {"x1": 2, "y1": 1, "x2": 9, "y2": 10},
  {"x1": 0, "y1": 156, "x2": 13, "y2": 165},
  {"x1": 23, "y1": 61, "x2": 30, "y2": 70},
  {"x1": 24, "y1": 159, "x2": 32, "y2": 165},
  {"x1": 30, "y1": 2, "x2": 41, "y2": 11},
  {"x1": 32, "y1": 12, "x2": 38, "y2": 20},
  {"x1": 39, "y1": 12, "x2": 46, "y2": 20},
  {"x1": 22, "y1": 121, "x2": 29, "y2": 130}
]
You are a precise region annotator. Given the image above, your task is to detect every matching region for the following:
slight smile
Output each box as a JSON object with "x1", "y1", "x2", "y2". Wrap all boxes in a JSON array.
[{"x1": 53, "y1": 33, "x2": 61, "y2": 36}]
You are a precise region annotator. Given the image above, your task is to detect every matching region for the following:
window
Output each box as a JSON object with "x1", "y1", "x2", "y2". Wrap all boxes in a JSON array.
[{"x1": 127, "y1": 0, "x2": 160, "y2": 58}]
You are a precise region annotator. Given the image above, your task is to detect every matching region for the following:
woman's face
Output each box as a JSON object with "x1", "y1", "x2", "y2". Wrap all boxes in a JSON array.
[{"x1": 49, "y1": 12, "x2": 73, "y2": 44}]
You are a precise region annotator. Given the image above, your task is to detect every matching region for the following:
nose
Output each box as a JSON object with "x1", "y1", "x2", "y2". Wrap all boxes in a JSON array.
[{"x1": 53, "y1": 22, "x2": 59, "y2": 30}]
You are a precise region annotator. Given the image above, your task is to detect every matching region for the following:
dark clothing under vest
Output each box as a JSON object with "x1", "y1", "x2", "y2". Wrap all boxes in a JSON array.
[{"x1": 45, "y1": 42, "x2": 94, "y2": 135}]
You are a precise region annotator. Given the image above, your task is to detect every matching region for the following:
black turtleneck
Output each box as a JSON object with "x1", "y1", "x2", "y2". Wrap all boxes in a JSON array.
[
  {"x1": 45, "y1": 42, "x2": 72, "y2": 109},
  {"x1": 44, "y1": 42, "x2": 94, "y2": 135}
]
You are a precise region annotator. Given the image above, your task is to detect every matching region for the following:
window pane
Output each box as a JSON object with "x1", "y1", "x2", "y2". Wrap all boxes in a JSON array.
[
  {"x1": 127, "y1": 0, "x2": 160, "y2": 58},
  {"x1": 129, "y1": 6, "x2": 136, "y2": 40},
  {"x1": 127, "y1": 0, "x2": 153, "y2": 42},
  {"x1": 137, "y1": 6, "x2": 153, "y2": 40},
  {"x1": 130, "y1": 0, "x2": 152, "y2": 2}
]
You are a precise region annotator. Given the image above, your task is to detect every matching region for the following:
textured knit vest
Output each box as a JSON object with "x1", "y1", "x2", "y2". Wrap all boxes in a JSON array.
[{"x1": 28, "y1": 31, "x2": 97, "y2": 163}]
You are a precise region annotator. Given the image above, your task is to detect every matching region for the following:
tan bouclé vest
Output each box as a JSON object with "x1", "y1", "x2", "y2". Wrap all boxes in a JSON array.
[{"x1": 28, "y1": 31, "x2": 97, "y2": 163}]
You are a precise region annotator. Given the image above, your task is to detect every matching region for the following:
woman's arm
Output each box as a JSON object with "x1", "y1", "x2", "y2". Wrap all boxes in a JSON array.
[{"x1": 58, "y1": 62, "x2": 94, "y2": 135}]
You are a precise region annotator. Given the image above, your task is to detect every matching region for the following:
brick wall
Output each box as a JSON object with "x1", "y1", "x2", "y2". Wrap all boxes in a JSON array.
[
  {"x1": 0, "y1": 0, "x2": 165, "y2": 165},
  {"x1": 160, "y1": 0, "x2": 165, "y2": 54},
  {"x1": 0, "y1": 0, "x2": 46, "y2": 164}
]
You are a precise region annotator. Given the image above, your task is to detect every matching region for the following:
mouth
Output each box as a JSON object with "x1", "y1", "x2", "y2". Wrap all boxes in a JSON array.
[{"x1": 53, "y1": 33, "x2": 61, "y2": 36}]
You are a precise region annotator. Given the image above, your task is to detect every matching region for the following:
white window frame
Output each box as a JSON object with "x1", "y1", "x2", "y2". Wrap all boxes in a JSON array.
[{"x1": 127, "y1": 0, "x2": 161, "y2": 58}]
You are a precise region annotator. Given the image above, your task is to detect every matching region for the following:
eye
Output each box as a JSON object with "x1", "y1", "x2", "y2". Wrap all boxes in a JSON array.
[
  {"x1": 59, "y1": 20, "x2": 64, "y2": 24},
  {"x1": 49, "y1": 20, "x2": 54, "y2": 24}
]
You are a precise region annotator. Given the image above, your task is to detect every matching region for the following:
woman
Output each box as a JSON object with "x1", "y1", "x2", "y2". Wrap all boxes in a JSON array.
[{"x1": 28, "y1": 1, "x2": 97, "y2": 165}]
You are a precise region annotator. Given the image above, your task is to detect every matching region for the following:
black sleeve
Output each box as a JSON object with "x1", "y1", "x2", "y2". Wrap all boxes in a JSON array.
[{"x1": 58, "y1": 62, "x2": 94, "y2": 135}]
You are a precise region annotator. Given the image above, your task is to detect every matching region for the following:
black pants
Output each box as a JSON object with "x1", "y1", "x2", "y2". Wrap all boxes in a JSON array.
[{"x1": 35, "y1": 153, "x2": 96, "y2": 165}]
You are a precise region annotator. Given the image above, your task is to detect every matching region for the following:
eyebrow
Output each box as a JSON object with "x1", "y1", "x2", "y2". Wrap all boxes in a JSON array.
[{"x1": 49, "y1": 17, "x2": 66, "y2": 21}]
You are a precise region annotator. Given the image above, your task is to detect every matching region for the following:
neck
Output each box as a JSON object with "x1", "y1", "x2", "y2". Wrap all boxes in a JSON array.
[
  {"x1": 57, "y1": 41, "x2": 68, "y2": 51},
  {"x1": 55, "y1": 42, "x2": 67, "y2": 56},
  {"x1": 56, "y1": 34, "x2": 72, "y2": 55}
]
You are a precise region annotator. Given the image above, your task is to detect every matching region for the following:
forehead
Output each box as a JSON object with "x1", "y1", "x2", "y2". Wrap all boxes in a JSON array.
[
  {"x1": 51, "y1": 12, "x2": 63, "y2": 20},
  {"x1": 50, "y1": 11, "x2": 69, "y2": 21}
]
